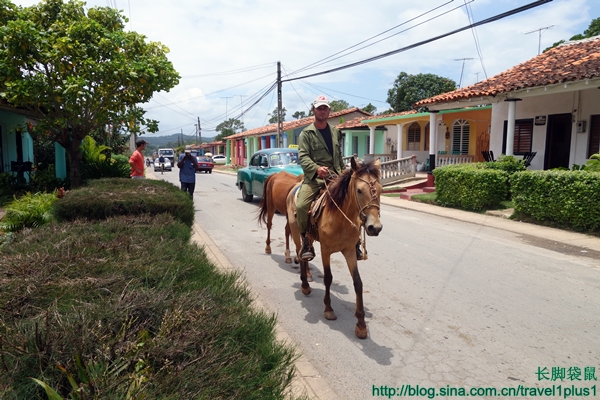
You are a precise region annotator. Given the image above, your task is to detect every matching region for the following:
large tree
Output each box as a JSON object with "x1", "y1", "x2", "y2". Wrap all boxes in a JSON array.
[
  {"x1": 0, "y1": 0, "x2": 179, "y2": 187},
  {"x1": 215, "y1": 118, "x2": 244, "y2": 141},
  {"x1": 268, "y1": 107, "x2": 287, "y2": 124},
  {"x1": 544, "y1": 17, "x2": 600, "y2": 52},
  {"x1": 387, "y1": 72, "x2": 457, "y2": 112}
]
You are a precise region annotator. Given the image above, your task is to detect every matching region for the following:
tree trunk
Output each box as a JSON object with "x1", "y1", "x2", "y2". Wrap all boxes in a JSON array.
[{"x1": 56, "y1": 127, "x2": 84, "y2": 189}]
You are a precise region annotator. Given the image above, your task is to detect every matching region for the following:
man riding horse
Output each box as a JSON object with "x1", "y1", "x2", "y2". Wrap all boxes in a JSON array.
[{"x1": 296, "y1": 95, "x2": 362, "y2": 262}]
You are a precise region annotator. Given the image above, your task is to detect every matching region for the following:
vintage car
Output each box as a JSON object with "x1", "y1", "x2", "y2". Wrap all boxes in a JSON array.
[
  {"x1": 236, "y1": 148, "x2": 302, "y2": 202},
  {"x1": 153, "y1": 157, "x2": 172, "y2": 172},
  {"x1": 196, "y1": 156, "x2": 214, "y2": 173}
]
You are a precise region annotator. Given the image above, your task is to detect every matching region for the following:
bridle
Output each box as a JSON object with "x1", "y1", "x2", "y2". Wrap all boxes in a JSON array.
[{"x1": 324, "y1": 170, "x2": 381, "y2": 230}]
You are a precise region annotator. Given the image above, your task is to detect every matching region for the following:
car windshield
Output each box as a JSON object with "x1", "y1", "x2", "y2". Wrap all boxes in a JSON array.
[
  {"x1": 268, "y1": 152, "x2": 298, "y2": 167},
  {"x1": 198, "y1": 157, "x2": 212, "y2": 162}
]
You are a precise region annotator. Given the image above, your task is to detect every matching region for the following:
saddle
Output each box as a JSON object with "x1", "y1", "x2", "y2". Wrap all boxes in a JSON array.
[{"x1": 291, "y1": 183, "x2": 330, "y2": 242}]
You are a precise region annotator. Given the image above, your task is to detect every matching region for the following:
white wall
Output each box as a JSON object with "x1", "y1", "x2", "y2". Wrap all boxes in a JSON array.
[{"x1": 490, "y1": 88, "x2": 600, "y2": 170}]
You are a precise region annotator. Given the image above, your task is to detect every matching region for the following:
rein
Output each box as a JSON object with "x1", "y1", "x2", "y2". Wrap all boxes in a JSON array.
[{"x1": 323, "y1": 170, "x2": 381, "y2": 259}]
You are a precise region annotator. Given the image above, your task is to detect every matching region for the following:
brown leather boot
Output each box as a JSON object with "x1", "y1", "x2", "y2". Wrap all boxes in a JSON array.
[
  {"x1": 356, "y1": 240, "x2": 363, "y2": 260},
  {"x1": 300, "y1": 233, "x2": 315, "y2": 261}
]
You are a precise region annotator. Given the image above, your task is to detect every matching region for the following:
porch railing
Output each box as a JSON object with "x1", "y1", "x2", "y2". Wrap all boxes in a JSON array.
[
  {"x1": 437, "y1": 154, "x2": 473, "y2": 167},
  {"x1": 379, "y1": 155, "x2": 416, "y2": 185}
]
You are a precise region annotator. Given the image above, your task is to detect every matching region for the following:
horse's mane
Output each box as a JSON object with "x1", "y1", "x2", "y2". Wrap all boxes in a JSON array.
[{"x1": 325, "y1": 159, "x2": 380, "y2": 210}]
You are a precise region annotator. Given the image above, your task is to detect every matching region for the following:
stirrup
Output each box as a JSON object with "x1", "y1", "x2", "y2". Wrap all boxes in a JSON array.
[{"x1": 300, "y1": 235, "x2": 315, "y2": 261}]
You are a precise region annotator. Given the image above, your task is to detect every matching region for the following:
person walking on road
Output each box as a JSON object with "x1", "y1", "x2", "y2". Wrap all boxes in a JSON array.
[
  {"x1": 129, "y1": 139, "x2": 147, "y2": 179},
  {"x1": 158, "y1": 155, "x2": 166, "y2": 174},
  {"x1": 177, "y1": 145, "x2": 199, "y2": 200},
  {"x1": 296, "y1": 95, "x2": 363, "y2": 261}
]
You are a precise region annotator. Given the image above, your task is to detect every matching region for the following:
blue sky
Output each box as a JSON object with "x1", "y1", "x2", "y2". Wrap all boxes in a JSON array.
[{"x1": 10, "y1": 0, "x2": 600, "y2": 137}]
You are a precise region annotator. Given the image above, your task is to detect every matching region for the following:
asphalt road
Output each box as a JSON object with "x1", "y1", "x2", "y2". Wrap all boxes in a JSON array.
[{"x1": 153, "y1": 169, "x2": 600, "y2": 399}]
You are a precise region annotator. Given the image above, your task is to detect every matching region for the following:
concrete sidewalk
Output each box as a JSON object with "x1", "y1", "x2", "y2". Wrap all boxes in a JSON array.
[{"x1": 379, "y1": 195, "x2": 600, "y2": 255}]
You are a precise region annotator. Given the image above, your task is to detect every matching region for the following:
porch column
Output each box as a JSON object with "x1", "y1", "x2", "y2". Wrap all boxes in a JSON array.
[
  {"x1": 505, "y1": 98, "x2": 521, "y2": 156},
  {"x1": 369, "y1": 126, "x2": 375, "y2": 154},
  {"x1": 396, "y1": 124, "x2": 404, "y2": 159},
  {"x1": 429, "y1": 111, "x2": 439, "y2": 170}
]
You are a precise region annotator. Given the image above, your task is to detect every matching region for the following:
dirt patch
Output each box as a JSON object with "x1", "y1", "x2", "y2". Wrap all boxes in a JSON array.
[{"x1": 518, "y1": 233, "x2": 600, "y2": 260}]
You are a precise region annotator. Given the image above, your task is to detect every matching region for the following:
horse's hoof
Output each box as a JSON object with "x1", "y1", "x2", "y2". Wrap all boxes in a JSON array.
[
  {"x1": 294, "y1": 257, "x2": 300, "y2": 264},
  {"x1": 265, "y1": 248, "x2": 271, "y2": 255},
  {"x1": 307, "y1": 275, "x2": 313, "y2": 282},
  {"x1": 302, "y1": 286, "x2": 311, "y2": 296},
  {"x1": 324, "y1": 311, "x2": 337, "y2": 320},
  {"x1": 355, "y1": 325, "x2": 368, "y2": 339},
  {"x1": 285, "y1": 257, "x2": 292, "y2": 264}
]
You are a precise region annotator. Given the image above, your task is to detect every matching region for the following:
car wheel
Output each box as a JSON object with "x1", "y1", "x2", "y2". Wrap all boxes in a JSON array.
[
  {"x1": 241, "y1": 183, "x2": 253, "y2": 202},
  {"x1": 209, "y1": 170, "x2": 212, "y2": 174}
]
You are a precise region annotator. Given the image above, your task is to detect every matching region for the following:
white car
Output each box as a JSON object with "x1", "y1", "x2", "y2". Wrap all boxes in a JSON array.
[
  {"x1": 154, "y1": 157, "x2": 172, "y2": 172},
  {"x1": 212, "y1": 154, "x2": 226, "y2": 165}
]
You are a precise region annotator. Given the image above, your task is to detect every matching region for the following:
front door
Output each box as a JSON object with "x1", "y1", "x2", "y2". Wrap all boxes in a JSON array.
[{"x1": 544, "y1": 113, "x2": 572, "y2": 170}]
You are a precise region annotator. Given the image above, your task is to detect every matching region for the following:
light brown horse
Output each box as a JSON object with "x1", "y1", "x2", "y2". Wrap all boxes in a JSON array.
[
  {"x1": 287, "y1": 158, "x2": 382, "y2": 339},
  {"x1": 257, "y1": 171, "x2": 303, "y2": 264}
]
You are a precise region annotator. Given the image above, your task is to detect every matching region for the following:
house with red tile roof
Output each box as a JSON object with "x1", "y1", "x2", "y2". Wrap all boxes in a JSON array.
[
  {"x1": 225, "y1": 108, "x2": 371, "y2": 166},
  {"x1": 358, "y1": 107, "x2": 492, "y2": 168},
  {"x1": 414, "y1": 35, "x2": 600, "y2": 170}
]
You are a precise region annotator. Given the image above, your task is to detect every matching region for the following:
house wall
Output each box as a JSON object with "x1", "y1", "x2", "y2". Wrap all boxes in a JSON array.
[
  {"x1": 0, "y1": 110, "x2": 34, "y2": 176},
  {"x1": 490, "y1": 88, "x2": 600, "y2": 170}
]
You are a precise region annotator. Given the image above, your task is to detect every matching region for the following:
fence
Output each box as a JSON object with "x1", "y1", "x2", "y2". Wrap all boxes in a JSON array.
[{"x1": 437, "y1": 154, "x2": 473, "y2": 167}]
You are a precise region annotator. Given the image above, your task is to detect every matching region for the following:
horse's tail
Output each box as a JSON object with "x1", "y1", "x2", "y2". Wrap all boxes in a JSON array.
[{"x1": 257, "y1": 174, "x2": 275, "y2": 227}]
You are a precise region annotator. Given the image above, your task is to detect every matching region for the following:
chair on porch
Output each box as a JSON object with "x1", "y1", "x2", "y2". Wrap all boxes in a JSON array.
[
  {"x1": 522, "y1": 151, "x2": 537, "y2": 167},
  {"x1": 481, "y1": 150, "x2": 496, "y2": 162}
]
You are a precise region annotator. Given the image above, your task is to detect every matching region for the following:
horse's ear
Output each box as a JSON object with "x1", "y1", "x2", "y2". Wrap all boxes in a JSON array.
[
  {"x1": 351, "y1": 157, "x2": 358, "y2": 171},
  {"x1": 374, "y1": 158, "x2": 381, "y2": 169}
]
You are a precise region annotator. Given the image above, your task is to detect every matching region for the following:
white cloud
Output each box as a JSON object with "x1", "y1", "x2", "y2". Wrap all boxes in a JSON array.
[{"x1": 9, "y1": 0, "x2": 600, "y2": 136}]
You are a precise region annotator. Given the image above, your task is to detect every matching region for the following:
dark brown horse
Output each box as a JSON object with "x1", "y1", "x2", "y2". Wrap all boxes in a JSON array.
[
  {"x1": 287, "y1": 158, "x2": 382, "y2": 339},
  {"x1": 257, "y1": 171, "x2": 303, "y2": 264}
]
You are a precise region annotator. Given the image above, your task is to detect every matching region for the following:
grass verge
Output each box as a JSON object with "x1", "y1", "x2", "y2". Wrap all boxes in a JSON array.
[{"x1": 0, "y1": 183, "x2": 303, "y2": 399}]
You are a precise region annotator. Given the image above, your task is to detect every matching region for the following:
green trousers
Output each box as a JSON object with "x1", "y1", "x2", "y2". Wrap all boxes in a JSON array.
[{"x1": 296, "y1": 179, "x2": 323, "y2": 234}]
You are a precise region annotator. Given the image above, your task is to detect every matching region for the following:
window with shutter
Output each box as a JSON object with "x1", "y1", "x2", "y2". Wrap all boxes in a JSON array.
[
  {"x1": 451, "y1": 119, "x2": 470, "y2": 154},
  {"x1": 407, "y1": 122, "x2": 421, "y2": 151},
  {"x1": 513, "y1": 119, "x2": 533, "y2": 154},
  {"x1": 587, "y1": 115, "x2": 600, "y2": 158}
]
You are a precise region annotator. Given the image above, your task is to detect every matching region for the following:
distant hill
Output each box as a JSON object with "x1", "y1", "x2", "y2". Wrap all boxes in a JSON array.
[{"x1": 142, "y1": 134, "x2": 216, "y2": 147}]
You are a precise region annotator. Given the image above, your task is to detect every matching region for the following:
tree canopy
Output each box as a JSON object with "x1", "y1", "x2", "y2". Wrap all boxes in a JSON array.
[
  {"x1": 268, "y1": 107, "x2": 287, "y2": 124},
  {"x1": 215, "y1": 118, "x2": 244, "y2": 141},
  {"x1": 0, "y1": 0, "x2": 180, "y2": 187},
  {"x1": 544, "y1": 17, "x2": 600, "y2": 52},
  {"x1": 386, "y1": 72, "x2": 457, "y2": 112}
]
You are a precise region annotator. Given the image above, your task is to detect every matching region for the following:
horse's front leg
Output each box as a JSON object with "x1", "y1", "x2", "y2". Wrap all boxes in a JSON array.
[
  {"x1": 322, "y1": 250, "x2": 337, "y2": 321},
  {"x1": 300, "y1": 259, "x2": 311, "y2": 296},
  {"x1": 343, "y1": 248, "x2": 367, "y2": 339},
  {"x1": 284, "y1": 222, "x2": 292, "y2": 263}
]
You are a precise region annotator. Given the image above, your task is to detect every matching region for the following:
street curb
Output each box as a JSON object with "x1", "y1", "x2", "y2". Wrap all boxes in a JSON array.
[{"x1": 379, "y1": 195, "x2": 600, "y2": 253}]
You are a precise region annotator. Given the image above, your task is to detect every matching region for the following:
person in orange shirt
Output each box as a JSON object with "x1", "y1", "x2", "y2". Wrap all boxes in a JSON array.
[{"x1": 129, "y1": 139, "x2": 147, "y2": 178}]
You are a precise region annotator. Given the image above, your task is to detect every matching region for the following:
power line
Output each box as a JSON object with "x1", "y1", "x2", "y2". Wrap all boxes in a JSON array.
[
  {"x1": 464, "y1": 0, "x2": 488, "y2": 80},
  {"x1": 454, "y1": 58, "x2": 474, "y2": 89},
  {"x1": 288, "y1": 0, "x2": 456, "y2": 77},
  {"x1": 282, "y1": 0, "x2": 552, "y2": 83}
]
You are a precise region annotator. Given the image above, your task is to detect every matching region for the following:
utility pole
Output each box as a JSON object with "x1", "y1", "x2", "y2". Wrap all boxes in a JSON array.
[
  {"x1": 453, "y1": 58, "x2": 474, "y2": 89},
  {"x1": 525, "y1": 25, "x2": 554, "y2": 55},
  {"x1": 237, "y1": 94, "x2": 247, "y2": 126},
  {"x1": 220, "y1": 96, "x2": 233, "y2": 121},
  {"x1": 277, "y1": 61, "x2": 283, "y2": 148}
]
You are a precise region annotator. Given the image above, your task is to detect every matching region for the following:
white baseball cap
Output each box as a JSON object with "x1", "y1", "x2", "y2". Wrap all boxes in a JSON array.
[{"x1": 312, "y1": 95, "x2": 330, "y2": 108}]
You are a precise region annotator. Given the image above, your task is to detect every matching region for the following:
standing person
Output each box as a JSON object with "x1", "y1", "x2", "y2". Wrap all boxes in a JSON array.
[
  {"x1": 158, "y1": 154, "x2": 166, "y2": 174},
  {"x1": 129, "y1": 138, "x2": 147, "y2": 179},
  {"x1": 296, "y1": 95, "x2": 363, "y2": 261},
  {"x1": 177, "y1": 145, "x2": 198, "y2": 199}
]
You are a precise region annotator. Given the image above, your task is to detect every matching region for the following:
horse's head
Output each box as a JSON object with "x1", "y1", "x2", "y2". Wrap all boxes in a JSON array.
[{"x1": 351, "y1": 157, "x2": 383, "y2": 236}]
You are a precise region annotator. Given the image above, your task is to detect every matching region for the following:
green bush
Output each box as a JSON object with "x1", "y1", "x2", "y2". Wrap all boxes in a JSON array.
[
  {"x1": 434, "y1": 164, "x2": 509, "y2": 211},
  {"x1": 511, "y1": 170, "x2": 600, "y2": 231},
  {"x1": 0, "y1": 191, "x2": 58, "y2": 232},
  {"x1": 53, "y1": 178, "x2": 195, "y2": 227},
  {"x1": 484, "y1": 155, "x2": 527, "y2": 175}
]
